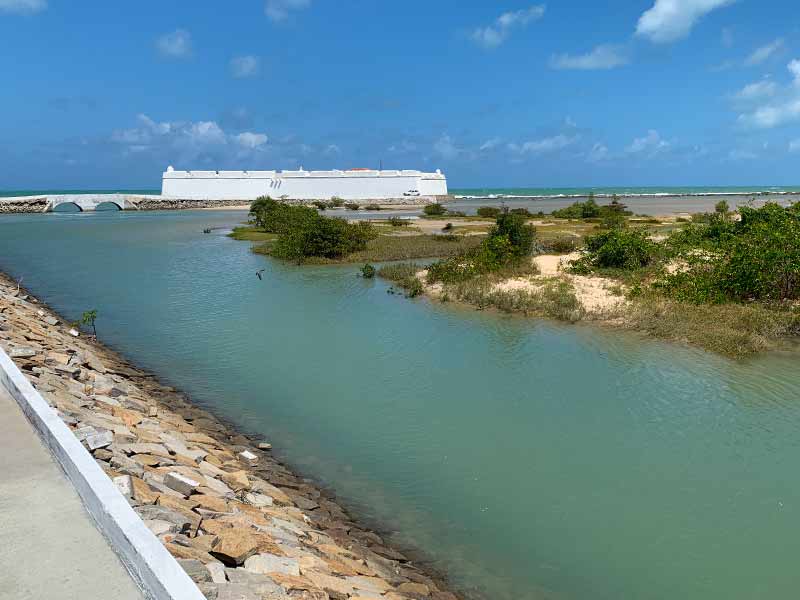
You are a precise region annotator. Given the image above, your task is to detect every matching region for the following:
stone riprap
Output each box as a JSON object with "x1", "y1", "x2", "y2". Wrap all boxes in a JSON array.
[
  {"x1": 0, "y1": 272, "x2": 460, "y2": 600},
  {"x1": 0, "y1": 195, "x2": 432, "y2": 214}
]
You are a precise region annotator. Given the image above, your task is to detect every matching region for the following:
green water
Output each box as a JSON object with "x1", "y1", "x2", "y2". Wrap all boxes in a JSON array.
[{"x1": 1, "y1": 210, "x2": 799, "y2": 600}]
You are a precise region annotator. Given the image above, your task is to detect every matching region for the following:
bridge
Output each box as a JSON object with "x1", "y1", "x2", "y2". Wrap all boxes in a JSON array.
[{"x1": 0, "y1": 194, "x2": 250, "y2": 214}]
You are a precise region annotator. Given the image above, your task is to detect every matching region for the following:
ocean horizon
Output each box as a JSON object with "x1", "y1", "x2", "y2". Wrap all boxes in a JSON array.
[{"x1": 3, "y1": 185, "x2": 800, "y2": 199}]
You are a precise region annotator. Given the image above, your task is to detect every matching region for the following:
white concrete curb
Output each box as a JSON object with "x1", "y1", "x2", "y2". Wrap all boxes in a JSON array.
[{"x1": 0, "y1": 346, "x2": 205, "y2": 600}]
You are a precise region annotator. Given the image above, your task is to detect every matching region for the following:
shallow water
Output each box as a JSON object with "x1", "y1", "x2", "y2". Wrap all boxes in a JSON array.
[{"x1": 1, "y1": 209, "x2": 799, "y2": 600}]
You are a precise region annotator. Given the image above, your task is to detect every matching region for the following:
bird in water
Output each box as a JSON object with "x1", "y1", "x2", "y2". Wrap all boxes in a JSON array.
[{"x1": 256, "y1": 269, "x2": 265, "y2": 280}]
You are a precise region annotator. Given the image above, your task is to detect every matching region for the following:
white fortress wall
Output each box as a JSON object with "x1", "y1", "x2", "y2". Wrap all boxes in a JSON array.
[{"x1": 161, "y1": 168, "x2": 447, "y2": 200}]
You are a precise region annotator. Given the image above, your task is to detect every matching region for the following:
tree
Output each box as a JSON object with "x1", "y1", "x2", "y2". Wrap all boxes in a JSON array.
[
  {"x1": 423, "y1": 203, "x2": 446, "y2": 216},
  {"x1": 81, "y1": 309, "x2": 98, "y2": 338}
]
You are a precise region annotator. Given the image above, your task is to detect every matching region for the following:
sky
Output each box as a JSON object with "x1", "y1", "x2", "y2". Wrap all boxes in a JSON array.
[{"x1": 2, "y1": 0, "x2": 800, "y2": 189}]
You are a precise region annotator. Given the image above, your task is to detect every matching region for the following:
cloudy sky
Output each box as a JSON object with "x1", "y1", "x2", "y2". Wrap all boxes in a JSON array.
[{"x1": 2, "y1": 0, "x2": 800, "y2": 188}]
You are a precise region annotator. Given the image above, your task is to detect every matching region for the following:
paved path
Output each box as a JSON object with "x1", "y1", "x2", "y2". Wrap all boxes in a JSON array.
[{"x1": 0, "y1": 386, "x2": 143, "y2": 600}]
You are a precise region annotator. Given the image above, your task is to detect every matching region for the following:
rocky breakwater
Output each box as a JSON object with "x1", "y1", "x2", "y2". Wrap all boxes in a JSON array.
[
  {"x1": 134, "y1": 198, "x2": 254, "y2": 211},
  {"x1": 0, "y1": 197, "x2": 48, "y2": 213},
  {"x1": 0, "y1": 272, "x2": 460, "y2": 600}
]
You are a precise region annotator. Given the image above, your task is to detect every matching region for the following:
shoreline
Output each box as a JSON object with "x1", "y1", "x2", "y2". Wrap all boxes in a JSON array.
[{"x1": 0, "y1": 270, "x2": 463, "y2": 600}]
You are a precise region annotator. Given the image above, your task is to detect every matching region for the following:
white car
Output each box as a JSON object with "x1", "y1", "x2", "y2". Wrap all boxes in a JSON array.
[{"x1": 403, "y1": 189, "x2": 420, "y2": 196}]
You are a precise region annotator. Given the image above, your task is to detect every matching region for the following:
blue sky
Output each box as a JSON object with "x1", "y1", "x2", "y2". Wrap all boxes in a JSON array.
[{"x1": 2, "y1": 0, "x2": 800, "y2": 189}]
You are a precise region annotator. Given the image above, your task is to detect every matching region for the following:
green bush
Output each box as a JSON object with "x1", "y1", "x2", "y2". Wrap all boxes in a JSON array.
[
  {"x1": 272, "y1": 215, "x2": 377, "y2": 262},
  {"x1": 345, "y1": 202, "x2": 360, "y2": 210},
  {"x1": 660, "y1": 203, "x2": 800, "y2": 303},
  {"x1": 542, "y1": 237, "x2": 578, "y2": 254},
  {"x1": 388, "y1": 216, "x2": 410, "y2": 227},
  {"x1": 250, "y1": 197, "x2": 318, "y2": 234},
  {"x1": 427, "y1": 209, "x2": 536, "y2": 283},
  {"x1": 423, "y1": 203, "x2": 446, "y2": 216},
  {"x1": 360, "y1": 263, "x2": 376, "y2": 278},
  {"x1": 552, "y1": 197, "x2": 601, "y2": 219},
  {"x1": 313, "y1": 201, "x2": 328, "y2": 211},
  {"x1": 477, "y1": 206, "x2": 501, "y2": 218},
  {"x1": 364, "y1": 204, "x2": 381, "y2": 211},
  {"x1": 329, "y1": 197, "x2": 344, "y2": 208},
  {"x1": 578, "y1": 229, "x2": 656, "y2": 270},
  {"x1": 510, "y1": 207, "x2": 532, "y2": 217}
]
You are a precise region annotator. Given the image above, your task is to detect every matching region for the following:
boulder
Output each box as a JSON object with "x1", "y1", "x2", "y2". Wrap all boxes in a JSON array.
[
  {"x1": 164, "y1": 471, "x2": 200, "y2": 496},
  {"x1": 222, "y1": 470, "x2": 250, "y2": 492},
  {"x1": 243, "y1": 553, "x2": 300, "y2": 577},
  {"x1": 9, "y1": 347, "x2": 37, "y2": 358},
  {"x1": 177, "y1": 558, "x2": 212, "y2": 583},
  {"x1": 210, "y1": 528, "x2": 261, "y2": 566},
  {"x1": 135, "y1": 505, "x2": 191, "y2": 532},
  {"x1": 206, "y1": 561, "x2": 227, "y2": 583},
  {"x1": 238, "y1": 450, "x2": 258, "y2": 465},
  {"x1": 84, "y1": 430, "x2": 114, "y2": 451},
  {"x1": 113, "y1": 475, "x2": 132, "y2": 497}
]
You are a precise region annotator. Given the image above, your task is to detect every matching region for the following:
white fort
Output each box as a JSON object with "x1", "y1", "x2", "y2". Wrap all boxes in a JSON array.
[{"x1": 161, "y1": 166, "x2": 448, "y2": 201}]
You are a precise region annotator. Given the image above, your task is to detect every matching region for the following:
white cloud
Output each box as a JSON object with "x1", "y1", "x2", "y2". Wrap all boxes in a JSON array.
[
  {"x1": 235, "y1": 132, "x2": 268, "y2": 149},
  {"x1": 323, "y1": 144, "x2": 341, "y2": 155},
  {"x1": 626, "y1": 130, "x2": 670, "y2": 155},
  {"x1": 230, "y1": 55, "x2": 260, "y2": 78},
  {"x1": 156, "y1": 29, "x2": 192, "y2": 59},
  {"x1": 728, "y1": 148, "x2": 757, "y2": 160},
  {"x1": 550, "y1": 44, "x2": 629, "y2": 70},
  {"x1": 433, "y1": 134, "x2": 460, "y2": 159},
  {"x1": 745, "y1": 38, "x2": 784, "y2": 66},
  {"x1": 112, "y1": 114, "x2": 268, "y2": 159},
  {"x1": 471, "y1": 5, "x2": 545, "y2": 49},
  {"x1": 265, "y1": 0, "x2": 310, "y2": 23},
  {"x1": 479, "y1": 137, "x2": 502, "y2": 151},
  {"x1": 733, "y1": 79, "x2": 777, "y2": 102},
  {"x1": 635, "y1": 0, "x2": 735, "y2": 44},
  {"x1": 738, "y1": 60, "x2": 800, "y2": 128},
  {"x1": 0, "y1": 0, "x2": 46, "y2": 14},
  {"x1": 587, "y1": 143, "x2": 610, "y2": 162},
  {"x1": 508, "y1": 134, "x2": 578, "y2": 155},
  {"x1": 789, "y1": 139, "x2": 800, "y2": 152}
]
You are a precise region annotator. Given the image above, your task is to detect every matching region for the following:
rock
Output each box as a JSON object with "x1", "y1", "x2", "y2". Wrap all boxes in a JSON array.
[
  {"x1": 10, "y1": 347, "x2": 37, "y2": 358},
  {"x1": 68, "y1": 328, "x2": 80, "y2": 337},
  {"x1": 110, "y1": 454, "x2": 145, "y2": 478},
  {"x1": 398, "y1": 582, "x2": 431, "y2": 596},
  {"x1": 210, "y1": 528, "x2": 261, "y2": 566},
  {"x1": 178, "y1": 558, "x2": 212, "y2": 583},
  {"x1": 244, "y1": 492, "x2": 273, "y2": 508},
  {"x1": 84, "y1": 429, "x2": 114, "y2": 450},
  {"x1": 203, "y1": 475, "x2": 235, "y2": 498},
  {"x1": 113, "y1": 475, "x2": 132, "y2": 497},
  {"x1": 238, "y1": 450, "x2": 258, "y2": 465},
  {"x1": 257, "y1": 442, "x2": 272, "y2": 451},
  {"x1": 44, "y1": 316, "x2": 59, "y2": 326},
  {"x1": 347, "y1": 576, "x2": 391, "y2": 595},
  {"x1": 112, "y1": 406, "x2": 142, "y2": 427},
  {"x1": 244, "y1": 553, "x2": 300, "y2": 577},
  {"x1": 223, "y1": 569, "x2": 287, "y2": 597},
  {"x1": 130, "y1": 476, "x2": 161, "y2": 504},
  {"x1": 192, "y1": 494, "x2": 230, "y2": 513},
  {"x1": 72, "y1": 425, "x2": 97, "y2": 441},
  {"x1": 164, "y1": 471, "x2": 200, "y2": 496},
  {"x1": 135, "y1": 505, "x2": 191, "y2": 532},
  {"x1": 94, "y1": 448, "x2": 113, "y2": 461},
  {"x1": 196, "y1": 582, "x2": 219, "y2": 600},
  {"x1": 206, "y1": 561, "x2": 227, "y2": 583},
  {"x1": 144, "y1": 519, "x2": 178, "y2": 536},
  {"x1": 222, "y1": 470, "x2": 250, "y2": 492},
  {"x1": 303, "y1": 571, "x2": 355, "y2": 596},
  {"x1": 214, "y1": 583, "x2": 260, "y2": 600}
]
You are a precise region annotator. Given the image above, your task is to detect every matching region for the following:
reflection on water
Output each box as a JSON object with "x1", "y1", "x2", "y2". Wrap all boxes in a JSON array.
[{"x1": 1, "y1": 209, "x2": 799, "y2": 600}]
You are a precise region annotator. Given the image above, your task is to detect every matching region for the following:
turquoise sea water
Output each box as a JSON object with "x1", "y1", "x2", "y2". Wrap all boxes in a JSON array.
[{"x1": 1, "y1": 210, "x2": 800, "y2": 600}]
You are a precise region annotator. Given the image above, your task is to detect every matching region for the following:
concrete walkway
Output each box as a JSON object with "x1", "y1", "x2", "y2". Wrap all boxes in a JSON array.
[{"x1": 0, "y1": 386, "x2": 143, "y2": 600}]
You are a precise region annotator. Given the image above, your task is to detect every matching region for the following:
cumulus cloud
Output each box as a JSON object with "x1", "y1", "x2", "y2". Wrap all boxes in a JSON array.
[
  {"x1": 156, "y1": 29, "x2": 192, "y2": 59},
  {"x1": 235, "y1": 132, "x2": 268, "y2": 149},
  {"x1": 550, "y1": 44, "x2": 629, "y2": 70},
  {"x1": 230, "y1": 55, "x2": 260, "y2": 78},
  {"x1": 733, "y1": 79, "x2": 777, "y2": 102},
  {"x1": 738, "y1": 60, "x2": 800, "y2": 128},
  {"x1": 626, "y1": 130, "x2": 670, "y2": 155},
  {"x1": 508, "y1": 134, "x2": 579, "y2": 155},
  {"x1": 265, "y1": 0, "x2": 310, "y2": 23},
  {"x1": 745, "y1": 38, "x2": 784, "y2": 66},
  {"x1": 479, "y1": 137, "x2": 502, "y2": 151},
  {"x1": 471, "y1": 5, "x2": 545, "y2": 49},
  {"x1": 112, "y1": 114, "x2": 268, "y2": 160},
  {"x1": 587, "y1": 143, "x2": 611, "y2": 163},
  {"x1": 0, "y1": 0, "x2": 46, "y2": 14},
  {"x1": 635, "y1": 0, "x2": 735, "y2": 44}
]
